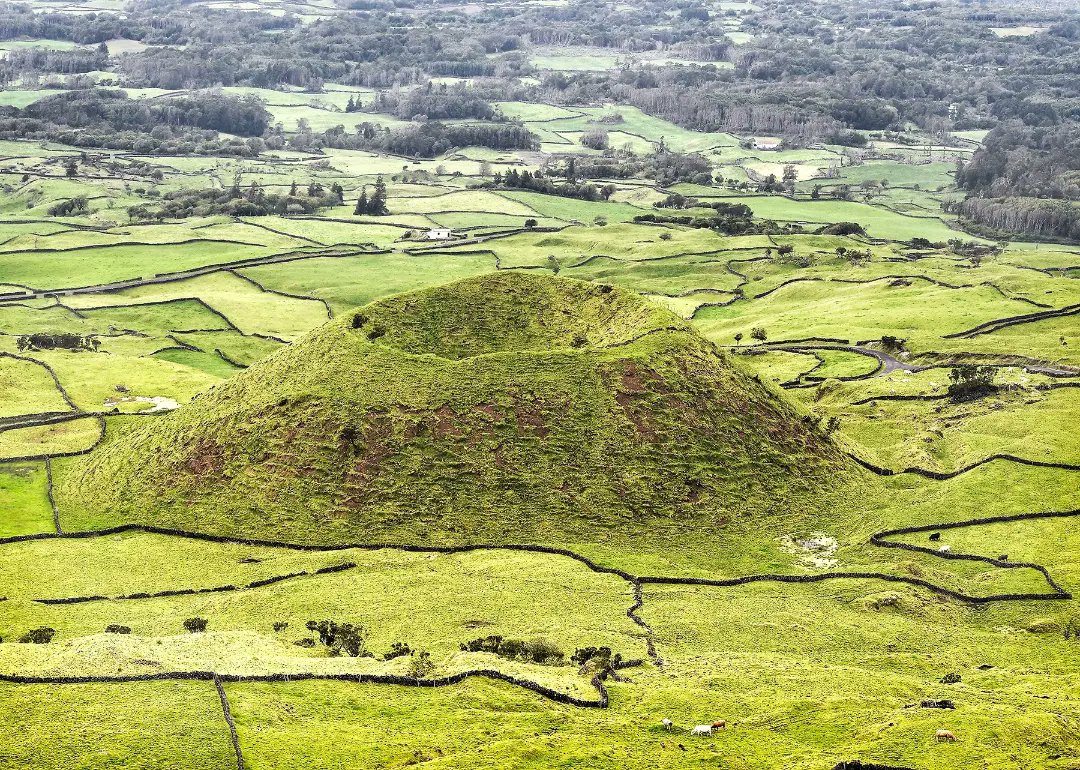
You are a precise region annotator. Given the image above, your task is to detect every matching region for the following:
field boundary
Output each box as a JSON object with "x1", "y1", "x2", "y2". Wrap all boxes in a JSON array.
[
  {"x1": 0, "y1": 668, "x2": 610, "y2": 709},
  {"x1": 3, "y1": 510, "x2": 1077, "y2": 605},
  {"x1": 214, "y1": 675, "x2": 245, "y2": 770}
]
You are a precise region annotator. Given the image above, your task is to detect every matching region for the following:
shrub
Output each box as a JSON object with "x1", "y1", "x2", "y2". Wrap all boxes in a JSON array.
[
  {"x1": 941, "y1": 672, "x2": 961, "y2": 684},
  {"x1": 407, "y1": 650, "x2": 435, "y2": 678},
  {"x1": 524, "y1": 218, "x2": 537, "y2": 228},
  {"x1": 750, "y1": 327, "x2": 768, "y2": 342},
  {"x1": 384, "y1": 641, "x2": 412, "y2": 660},
  {"x1": 183, "y1": 617, "x2": 208, "y2": 633},
  {"x1": 19, "y1": 627, "x2": 56, "y2": 644},
  {"x1": 105, "y1": 624, "x2": 132, "y2": 634},
  {"x1": 524, "y1": 637, "x2": 564, "y2": 665},
  {"x1": 305, "y1": 620, "x2": 369, "y2": 657},
  {"x1": 817, "y1": 221, "x2": 866, "y2": 236},
  {"x1": 571, "y1": 646, "x2": 628, "y2": 674},
  {"x1": 272, "y1": 621, "x2": 289, "y2": 632},
  {"x1": 880, "y1": 335, "x2": 904, "y2": 351}
]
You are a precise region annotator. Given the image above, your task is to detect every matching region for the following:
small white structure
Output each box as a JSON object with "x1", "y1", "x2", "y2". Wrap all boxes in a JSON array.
[
  {"x1": 753, "y1": 137, "x2": 782, "y2": 151},
  {"x1": 424, "y1": 228, "x2": 453, "y2": 240}
]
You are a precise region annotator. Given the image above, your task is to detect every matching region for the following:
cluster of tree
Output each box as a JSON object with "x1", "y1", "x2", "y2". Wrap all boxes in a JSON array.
[
  {"x1": 47, "y1": 196, "x2": 89, "y2": 217},
  {"x1": 0, "y1": 88, "x2": 270, "y2": 155},
  {"x1": 2, "y1": 44, "x2": 107, "y2": 75},
  {"x1": 353, "y1": 176, "x2": 388, "y2": 216},
  {"x1": 16, "y1": 88, "x2": 269, "y2": 136},
  {"x1": 306, "y1": 121, "x2": 537, "y2": 157},
  {"x1": 947, "y1": 365, "x2": 999, "y2": 403},
  {"x1": 956, "y1": 197, "x2": 1080, "y2": 241},
  {"x1": 370, "y1": 83, "x2": 497, "y2": 120},
  {"x1": 2, "y1": 0, "x2": 1078, "y2": 241},
  {"x1": 0, "y1": 3, "x2": 137, "y2": 44},
  {"x1": 460, "y1": 635, "x2": 565, "y2": 666},
  {"x1": 479, "y1": 168, "x2": 616, "y2": 202},
  {"x1": 1, "y1": 0, "x2": 1077, "y2": 143},
  {"x1": 958, "y1": 122, "x2": 1080, "y2": 201},
  {"x1": 654, "y1": 192, "x2": 699, "y2": 209},
  {"x1": 304, "y1": 620, "x2": 370, "y2": 658},
  {"x1": 635, "y1": 201, "x2": 801, "y2": 236},
  {"x1": 129, "y1": 181, "x2": 343, "y2": 221},
  {"x1": 548, "y1": 149, "x2": 713, "y2": 186}
]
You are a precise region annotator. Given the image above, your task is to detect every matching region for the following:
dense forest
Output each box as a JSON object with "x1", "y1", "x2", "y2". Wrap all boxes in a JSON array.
[
  {"x1": 956, "y1": 122, "x2": 1080, "y2": 239},
  {"x1": 0, "y1": 89, "x2": 270, "y2": 154}
]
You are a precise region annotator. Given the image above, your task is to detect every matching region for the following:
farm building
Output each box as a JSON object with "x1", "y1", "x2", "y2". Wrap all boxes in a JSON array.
[
  {"x1": 753, "y1": 138, "x2": 783, "y2": 151},
  {"x1": 424, "y1": 228, "x2": 454, "y2": 240}
]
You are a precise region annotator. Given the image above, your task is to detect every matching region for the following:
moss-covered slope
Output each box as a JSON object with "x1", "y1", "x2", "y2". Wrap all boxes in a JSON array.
[{"x1": 63, "y1": 273, "x2": 863, "y2": 544}]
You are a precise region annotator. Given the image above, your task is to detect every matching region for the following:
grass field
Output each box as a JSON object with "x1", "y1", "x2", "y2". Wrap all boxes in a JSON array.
[{"x1": 0, "y1": 65, "x2": 1077, "y2": 770}]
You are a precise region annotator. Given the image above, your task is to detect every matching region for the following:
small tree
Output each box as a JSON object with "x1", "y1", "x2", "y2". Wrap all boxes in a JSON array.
[
  {"x1": 368, "y1": 175, "x2": 389, "y2": 216},
  {"x1": 580, "y1": 128, "x2": 609, "y2": 150},
  {"x1": 734, "y1": 332, "x2": 744, "y2": 345},
  {"x1": 751, "y1": 327, "x2": 768, "y2": 343},
  {"x1": 354, "y1": 187, "x2": 369, "y2": 215},
  {"x1": 524, "y1": 218, "x2": 538, "y2": 228}
]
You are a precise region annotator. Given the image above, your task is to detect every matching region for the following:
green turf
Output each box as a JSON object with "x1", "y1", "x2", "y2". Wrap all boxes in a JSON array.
[{"x1": 0, "y1": 77, "x2": 1077, "y2": 770}]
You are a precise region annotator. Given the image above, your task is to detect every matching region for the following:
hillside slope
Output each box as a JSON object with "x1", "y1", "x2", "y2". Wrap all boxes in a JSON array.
[{"x1": 62, "y1": 273, "x2": 865, "y2": 545}]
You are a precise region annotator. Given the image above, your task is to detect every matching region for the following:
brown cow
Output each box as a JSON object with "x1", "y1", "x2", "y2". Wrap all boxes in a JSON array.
[
  {"x1": 711, "y1": 720, "x2": 727, "y2": 730},
  {"x1": 935, "y1": 729, "x2": 957, "y2": 743}
]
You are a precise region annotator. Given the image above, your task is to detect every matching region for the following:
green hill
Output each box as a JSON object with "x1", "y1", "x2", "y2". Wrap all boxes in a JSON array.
[{"x1": 62, "y1": 272, "x2": 863, "y2": 545}]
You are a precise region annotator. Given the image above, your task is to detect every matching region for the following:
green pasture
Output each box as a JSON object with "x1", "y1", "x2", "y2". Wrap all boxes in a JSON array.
[
  {"x1": 0, "y1": 80, "x2": 1077, "y2": 770},
  {"x1": 0, "y1": 463, "x2": 52, "y2": 537}
]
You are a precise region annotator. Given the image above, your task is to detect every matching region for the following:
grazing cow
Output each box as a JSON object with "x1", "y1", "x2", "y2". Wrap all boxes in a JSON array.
[
  {"x1": 938, "y1": 545, "x2": 951, "y2": 553},
  {"x1": 998, "y1": 554, "x2": 1009, "y2": 561},
  {"x1": 935, "y1": 729, "x2": 957, "y2": 743},
  {"x1": 929, "y1": 532, "x2": 941, "y2": 541},
  {"x1": 661, "y1": 718, "x2": 674, "y2": 731},
  {"x1": 691, "y1": 725, "x2": 713, "y2": 736},
  {"x1": 711, "y1": 720, "x2": 727, "y2": 729}
]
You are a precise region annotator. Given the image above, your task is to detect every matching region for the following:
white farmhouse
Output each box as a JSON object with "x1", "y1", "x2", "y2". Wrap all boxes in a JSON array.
[{"x1": 424, "y1": 228, "x2": 453, "y2": 240}]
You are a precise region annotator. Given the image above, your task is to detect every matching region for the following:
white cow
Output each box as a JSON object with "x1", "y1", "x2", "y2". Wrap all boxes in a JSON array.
[
  {"x1": 938, "y1": 545, "x2": 952, "y2": 553},
  {"x1": 691, "y1": 725, "x2": 713, "y2": 736},
  {"x1": 661, "y1": 718, "x2": 674, "y2": 730}
]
